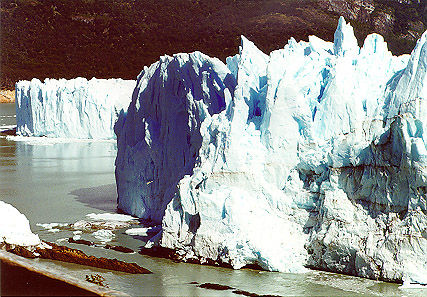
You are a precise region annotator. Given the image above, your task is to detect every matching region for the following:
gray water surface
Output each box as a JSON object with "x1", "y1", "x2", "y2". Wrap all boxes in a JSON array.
[
  {"x1": 0, "y1": 103, "x2": 15, "y2": 127},
  {"x1": 0, "y1": 104, "x2": 424, "y2": 296}
]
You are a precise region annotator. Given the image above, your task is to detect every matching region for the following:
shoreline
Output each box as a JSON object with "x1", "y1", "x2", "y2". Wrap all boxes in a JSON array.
[
  {"x1": 4, "y1": 241, "x2": 151, "y2": 274},
  {"x1": 0, "y1": 250, "x2": 128, "y2": 296}
]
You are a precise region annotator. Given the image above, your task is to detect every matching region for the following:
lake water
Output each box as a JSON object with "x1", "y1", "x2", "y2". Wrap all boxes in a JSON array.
[{"x1": 0, "y1": 103, "x2": 424, "y2": 296}]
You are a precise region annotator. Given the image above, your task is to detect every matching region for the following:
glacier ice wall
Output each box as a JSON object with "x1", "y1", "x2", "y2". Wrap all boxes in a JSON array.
[
  {"x1": 16, "y1": 77, "x2": 135, "y2": 139},
  {"x1": 115, "y1": 52, "x2": 236, "y2": 221},
  {"x1": 116, "y1": 17, "x2": 427, "y2": 283}
]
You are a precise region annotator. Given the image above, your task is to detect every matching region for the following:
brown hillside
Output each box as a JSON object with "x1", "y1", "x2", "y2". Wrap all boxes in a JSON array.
[{"x1": 1, "y1": 0, "x2": 425, "y2": 89}]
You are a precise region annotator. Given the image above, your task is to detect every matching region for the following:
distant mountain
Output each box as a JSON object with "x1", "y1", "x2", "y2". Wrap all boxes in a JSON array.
[{"x1": 1, "y1": 0, "x2": 425, "y2": 89}]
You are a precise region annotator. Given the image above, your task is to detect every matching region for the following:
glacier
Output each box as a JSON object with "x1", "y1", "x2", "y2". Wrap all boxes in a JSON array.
[
  {"x1": 16, "y1": 77, "x2": 135, "y2": 139},
  {"x1": 115, "y1": 17, "x2": 427, "y2": 283}
]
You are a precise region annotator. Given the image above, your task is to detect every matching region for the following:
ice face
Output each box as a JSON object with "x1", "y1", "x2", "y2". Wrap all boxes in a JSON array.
[
  {"x1": 115, "y1": 51, "x2": 236, "y2": 222},
  {"x1": 15, "y1": 77, "x2": 135, "y2": 139},
  {"x1": 115, "y1": 18, "x2": 427, "y2": 282}
]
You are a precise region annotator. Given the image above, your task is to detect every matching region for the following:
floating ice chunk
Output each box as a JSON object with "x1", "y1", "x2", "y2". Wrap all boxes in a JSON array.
[
  {"x1": 92, "y1": 229, "x2": 115, "y2": 243},
  {"x1": 86, "y1": 213, "x2": 138, "y2": 222},
  {"x1": 0, "y1": 201, "x2": 41, "y2": 246},
  {"x1": 125, "y1": 228, "x2": 149, "y2": 236},
  {"x1": 72, "y1": 220, "x2": 135, "y2": 231},
  {"x1": 37, "y1": 222, "x2": 68, "y2": 230},
  {"x1": 35, "y1": 213, "x2": 141, "y2": 234},
  {"x1": 125, "y1": 225, "x2": 161, "y2": 236}
]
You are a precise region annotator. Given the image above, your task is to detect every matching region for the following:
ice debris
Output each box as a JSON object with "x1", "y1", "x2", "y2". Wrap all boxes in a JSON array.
[
  {"x1": 15, "y1": 77, "x2": 135, "y2": 139},
  {"x1": 92, "y1": 229, "x2": 115, "y2": 243},
  {"x1": 72, "y1": 213, "x2": 139, "y2": 231},
  {"x1": 115, "y1": 17, "x2": 427, "y2": 282},
  {"x1": 37, "y1": 213, "x2": 139, "y2": 245}
]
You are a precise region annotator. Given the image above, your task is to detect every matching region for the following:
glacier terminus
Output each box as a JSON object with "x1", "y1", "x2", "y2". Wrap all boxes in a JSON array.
[
  {"x1": 15, "y1": 78, "x2": 135, "y2": 139},
  {"x1": 115, "y1": 17, "x2": 427, "y2": 284},
  {"x1": 13, "y1": 16, "x2": 426, "y2": 285}
]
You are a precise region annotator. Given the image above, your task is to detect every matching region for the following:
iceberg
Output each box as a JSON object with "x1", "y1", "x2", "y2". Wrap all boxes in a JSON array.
[
  {"x1": 115, "y1": 17, "x2": 427, "y2": 282},
  {"x1": 16, "y1": 77, "x2": 135, "y2": 139}
]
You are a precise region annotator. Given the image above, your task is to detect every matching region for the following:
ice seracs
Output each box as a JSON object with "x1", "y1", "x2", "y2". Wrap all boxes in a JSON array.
[
  {"x1": 115, "y1": 17, "x2": 427, "y2": 283},
  {"x1": 333, "y1": 16, "x2": 359, "y2": 57},
  {"x1": 16, "y1": 77, "x2": 135, "y2": 139}
]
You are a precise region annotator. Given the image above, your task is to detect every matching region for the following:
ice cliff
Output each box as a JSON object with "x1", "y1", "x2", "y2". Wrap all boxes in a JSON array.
[
  {"x1": 16, "y1": 78, "x2": 135, "y2": 139},
  {"x1": 115, "y1": 17, "x2": 427, "y2": 283}
]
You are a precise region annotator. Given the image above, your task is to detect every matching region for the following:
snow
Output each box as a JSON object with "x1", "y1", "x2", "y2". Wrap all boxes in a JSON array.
[
  {"x1": 115, "y1": 17, "x2": 427, "y2": 283},
  {"x1": 15, "y1": 77, "x2": 135, "y2": 139},
  {"x1": 0, "y1": 201, "x2": 41, "y2": 246}
]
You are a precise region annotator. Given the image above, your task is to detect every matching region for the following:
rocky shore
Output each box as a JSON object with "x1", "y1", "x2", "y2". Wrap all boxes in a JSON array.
[
  {"x1": 3, "y1": 241, "x2": 151, "y2": 274},
  {"x1": 0, "y1": 250, "x2": 127, "y2": 296}
]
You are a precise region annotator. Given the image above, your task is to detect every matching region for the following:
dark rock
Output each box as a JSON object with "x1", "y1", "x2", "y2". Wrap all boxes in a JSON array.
[
  {"x1": 232, "y1": 289, "x2": 260, "y2": 296},
  {"x1": 0, "y1": 127, "x2": 16, "y2": 136},
  {"x1": 139, "y1": 246, "x2": 177, "y2": 260},
  {"x1": 104, "y1": 245, "x2": 134, "y2": 253},
  {"x1": 139, "y1": 246, "x2": 236, "y2": 269},
  {"x1": 5, "y1": 245, "x2": 36, "y2": 259},
  {"x1": 34, "y1": 241, "x2": 151, "y2": 274},
  {"x1": 68, "y1": 238, "x2": 94, "y2": 246},
  {"x1": 198, "y1": 283, "x2": 234, "y2": 290}
]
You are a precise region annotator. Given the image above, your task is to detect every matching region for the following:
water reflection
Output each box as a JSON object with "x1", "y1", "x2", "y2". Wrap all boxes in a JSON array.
[
  {"x1": 70, "y1": 184, "x2": 117, "y2": 213},
  {"x1": 0, "y1": 138, "x2": 17, "y2": 167},
  {"x1": 0, "y1": 138, "x2": 117, "y2": 225},
  {"x1": 0, "y1": 103, "x2": 15, "y2": 126}
]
